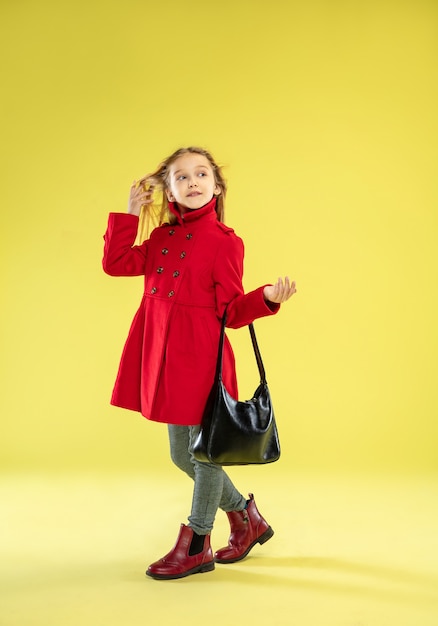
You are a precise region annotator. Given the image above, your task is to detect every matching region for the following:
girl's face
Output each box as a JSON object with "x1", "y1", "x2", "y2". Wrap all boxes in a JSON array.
[{"x1": 166, "y1": 153, "x2": 220, "y2": 213}]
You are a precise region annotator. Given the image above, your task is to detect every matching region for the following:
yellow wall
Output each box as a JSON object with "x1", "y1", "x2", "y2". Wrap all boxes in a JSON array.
[{"x1": 1, "y1": 0, "x2": 437, "y2": 474}]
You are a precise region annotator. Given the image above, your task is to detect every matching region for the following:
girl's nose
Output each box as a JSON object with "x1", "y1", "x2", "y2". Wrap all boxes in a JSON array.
[{"x1": 188, "y1": 178, "x2": 198, "y2": 187}]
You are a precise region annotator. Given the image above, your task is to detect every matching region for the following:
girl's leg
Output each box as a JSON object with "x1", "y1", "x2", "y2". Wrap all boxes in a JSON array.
[
  {"x1": 150, "y1": 425, "x2": 273, "y2": 577},
  {"x1": 168, "y1": 425, "x2": 246, "y2": 534},
  {"x1": 168, "y1": 424, "x2": 195, "y2": 479}
]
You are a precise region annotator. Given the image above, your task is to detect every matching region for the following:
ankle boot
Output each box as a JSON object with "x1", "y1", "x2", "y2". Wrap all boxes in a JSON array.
[
  {"x1": 214, "y1": 493, "x2": 274, "y2": 564},
  {"x1": 146, "y1": 524, "x2": 215, "y2": 580}
]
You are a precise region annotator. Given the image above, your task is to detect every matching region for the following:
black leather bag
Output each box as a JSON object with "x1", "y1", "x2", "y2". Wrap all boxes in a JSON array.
[{"x1": 193, "y1": 313, "x2": 280, "y2": 466}]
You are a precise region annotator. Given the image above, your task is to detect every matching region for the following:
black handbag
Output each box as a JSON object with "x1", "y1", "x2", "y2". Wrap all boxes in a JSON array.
[{"x1": 192, "y1": 313, "x2": 280, "y2": 465}]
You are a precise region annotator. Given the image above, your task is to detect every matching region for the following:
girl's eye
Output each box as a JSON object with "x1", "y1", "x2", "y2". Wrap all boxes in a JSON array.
[{"x1": 177, "y1": 175, "x2": 186, "y2": 180}]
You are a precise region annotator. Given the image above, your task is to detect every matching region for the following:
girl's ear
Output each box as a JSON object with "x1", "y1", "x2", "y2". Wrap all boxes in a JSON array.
[
  {"x1": 213, "y1": 185, "x2": 221, "y2": 196},
  {"x1": 166, "y1": 189, "x2": 174, "y2": 201}
]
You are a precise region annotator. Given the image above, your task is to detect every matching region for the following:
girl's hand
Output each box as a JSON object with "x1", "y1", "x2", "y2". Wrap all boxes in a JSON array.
[
  {"x1": 127, "y1": 176, "x2": 155, "y2": 216},
  {"x1": 264, "y1": 277, "x2": 297, "y2": 303}
]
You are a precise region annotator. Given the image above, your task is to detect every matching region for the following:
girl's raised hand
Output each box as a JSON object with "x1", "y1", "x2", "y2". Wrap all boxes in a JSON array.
[
  {"x1": 263, "y1": 277, "x2": 297, "y2": 303},
  {"x1": 127, "y1": 177, "x2": 155, "y2": 216}
]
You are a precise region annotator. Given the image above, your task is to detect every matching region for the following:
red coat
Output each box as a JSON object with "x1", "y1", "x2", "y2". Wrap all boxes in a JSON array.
[{"x1": 102, "y1": 199, "x2": 279, "y2": 425}]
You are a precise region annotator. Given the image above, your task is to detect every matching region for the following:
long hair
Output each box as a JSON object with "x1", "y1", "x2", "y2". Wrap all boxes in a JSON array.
[{"x1": 136, "y1": 146, "x2": 227, "y2": 243}]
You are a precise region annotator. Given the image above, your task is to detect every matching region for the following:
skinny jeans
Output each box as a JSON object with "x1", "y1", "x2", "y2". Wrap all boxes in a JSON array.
[{"x1": 168, "y1": 424, "x2": 246, "y2": 536}]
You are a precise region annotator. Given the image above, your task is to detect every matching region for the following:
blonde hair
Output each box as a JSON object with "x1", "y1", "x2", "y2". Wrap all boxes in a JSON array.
[{"x1": 136, "y1": 147, "x2": 227, "y2": 243}]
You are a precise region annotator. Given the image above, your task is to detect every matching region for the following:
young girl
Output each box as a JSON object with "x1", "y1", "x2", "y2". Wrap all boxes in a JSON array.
[{"x1": 102, "y1": 146, "x2": 296, "y2": 580}]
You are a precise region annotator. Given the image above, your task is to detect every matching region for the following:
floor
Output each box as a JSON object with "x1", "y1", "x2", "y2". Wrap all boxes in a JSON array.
[{"x1": 1, "y1": 470, "x2": 437, "y2": 626}]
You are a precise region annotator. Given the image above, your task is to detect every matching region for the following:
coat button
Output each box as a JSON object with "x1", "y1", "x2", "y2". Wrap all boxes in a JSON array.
[
  {"x1": 162, "y1": 248, "x2": 169, "y2": 255},
  {"x1": 168, "y1": 290, "x2": 175, "y2": 297},
  {"x1": 157, "y1": 266, "x2": 164, "y2": 273},
  {"x1": 180, "y1": 251, "x2": 186, "y2": 258},
  {"x1": 186, "y1": 233, "x2": 193, "y2": 239},
  {"x1": 169, "y1": 229, "x2": 175, "y2": 236},
  {"x1": 173, "y1": 270, "x2": 180, "y2": 278},
  {"x1": 151, "y1": 287, "x2": 157, "y2": 294}
]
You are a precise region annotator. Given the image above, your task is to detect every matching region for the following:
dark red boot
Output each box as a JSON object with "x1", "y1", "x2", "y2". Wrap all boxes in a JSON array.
[
  {"x1": 146, "y1": 524, "x2": 215, "y2": 580},
  {"x1": 214, "y1": 493, "x2": 274, "y2": 564}
]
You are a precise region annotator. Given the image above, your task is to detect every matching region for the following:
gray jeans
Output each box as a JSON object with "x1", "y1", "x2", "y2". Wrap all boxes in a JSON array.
[{"x1": 168, "y1": 424, "x2": 246, "y2": 535}]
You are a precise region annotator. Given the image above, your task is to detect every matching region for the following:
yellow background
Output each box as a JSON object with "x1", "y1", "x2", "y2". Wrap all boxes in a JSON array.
[
  {"x1": 1, "y1": 0, "x2": 437, "y2": 475},
  {"x1": 1, "y1": 2, "x2": 438, "y2": 625}
]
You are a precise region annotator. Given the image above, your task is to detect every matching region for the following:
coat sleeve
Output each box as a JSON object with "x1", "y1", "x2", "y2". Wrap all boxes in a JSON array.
[
  {"x1": 213, "y1": 231, "x2": 280, "y2": 328},
  {"x1": 102, "y1": 213, "x2": 148, "y2": 276}
]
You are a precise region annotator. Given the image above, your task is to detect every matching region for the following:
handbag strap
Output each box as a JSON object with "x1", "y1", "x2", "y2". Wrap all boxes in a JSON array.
[{"x1": 216, "y1": 312, "x2": 267, "y2": 385}]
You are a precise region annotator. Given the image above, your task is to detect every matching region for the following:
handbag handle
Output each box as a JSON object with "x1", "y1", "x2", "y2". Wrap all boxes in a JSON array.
[{"x1": 216, "y1": 312, "x2": 267, "y2": 385}]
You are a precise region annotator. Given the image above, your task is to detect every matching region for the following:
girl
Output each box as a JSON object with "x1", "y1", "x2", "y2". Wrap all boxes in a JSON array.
[{"x1": 102, "y1": 146, "x2": 296, "y2": 580}]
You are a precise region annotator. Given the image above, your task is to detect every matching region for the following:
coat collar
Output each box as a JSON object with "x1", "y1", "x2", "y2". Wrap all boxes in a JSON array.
[{"x1": 168, "y1": 196, "x2": 218, "y2": 226}]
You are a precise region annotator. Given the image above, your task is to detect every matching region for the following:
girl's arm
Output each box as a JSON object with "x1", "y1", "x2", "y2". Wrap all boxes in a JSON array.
[
  {"x1": 102, "y1": 179, "x2": 155, "y2": 276},
  {"x1": 213, "y1": 234, "x2": 296, "y2": 328},
  {"x1": 102, "y1": 213, "x2": 148, "y2": 276}
]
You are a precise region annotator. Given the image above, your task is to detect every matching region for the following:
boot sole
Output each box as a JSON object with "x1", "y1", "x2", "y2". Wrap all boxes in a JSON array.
[
  {"x1": 214, "y1": 526, "x2": 274, "y2": 564},
  {"x1": 146, "y1": 560, "x2": 215, "y2": 580}
]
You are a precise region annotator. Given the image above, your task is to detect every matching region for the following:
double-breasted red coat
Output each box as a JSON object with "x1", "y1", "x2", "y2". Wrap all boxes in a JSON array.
[{"x1": 102, "y1": 198, "x2": 279, "y2": 426}]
